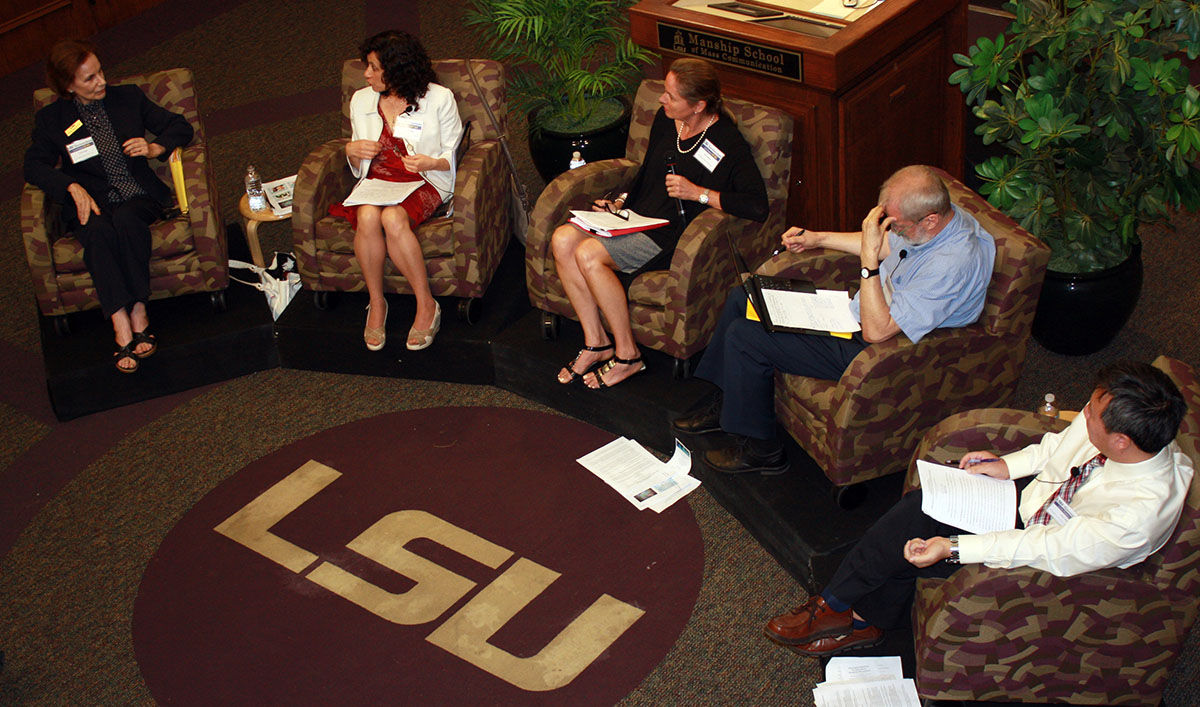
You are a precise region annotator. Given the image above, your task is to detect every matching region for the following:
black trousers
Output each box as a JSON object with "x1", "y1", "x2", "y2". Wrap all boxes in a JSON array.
[
  {"x1": 694, "y1": 287, "x2": 866, "y2": 439},
  {"x1": 824, "y1": 490, "x2": 965, "y2": 629},
  {"x1": 71, "y1": 196, "x2": 161, "y2": 318},
  {"x1": 826, "y1": 480, "x2": 1032, "y2": 629}
]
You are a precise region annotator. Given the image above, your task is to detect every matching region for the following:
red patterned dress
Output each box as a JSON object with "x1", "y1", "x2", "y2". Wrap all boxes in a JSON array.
[{"x1": 330, "y1": 104, "x2": 444, "y2": 230}]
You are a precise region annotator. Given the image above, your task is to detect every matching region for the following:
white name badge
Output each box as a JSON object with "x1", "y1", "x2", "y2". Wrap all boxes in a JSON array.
[
  {"x1": 66, "y1": 136, "x2": 99, "y2": 164},
  {"x1": 394, "y1": 116, "x2": 424, "y2": 146},
  {"x1": 1045, "y1": 497, "x2": 1077, "y2": 526},
  {"x1": 693, "y1": 139, "x2": 725, "y2": 172}
]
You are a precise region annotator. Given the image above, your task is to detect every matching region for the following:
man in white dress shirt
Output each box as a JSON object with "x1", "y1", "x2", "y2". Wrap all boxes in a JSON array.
[{"x1": 763, "y1": 360, "x2": 1193, "y2": 657}]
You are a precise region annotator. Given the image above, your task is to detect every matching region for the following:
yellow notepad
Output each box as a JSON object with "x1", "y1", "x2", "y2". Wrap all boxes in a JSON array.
[{"x1": 169, "y1": 147, "x2": 189, "y2": 215}]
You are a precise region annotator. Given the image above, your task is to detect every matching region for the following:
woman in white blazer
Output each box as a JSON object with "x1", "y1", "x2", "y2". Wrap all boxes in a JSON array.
[{"x1": 338, "y1": 30, "x2": 463, "y2": 351}]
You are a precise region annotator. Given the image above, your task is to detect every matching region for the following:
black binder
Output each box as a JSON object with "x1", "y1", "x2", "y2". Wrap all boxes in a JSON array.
[{"x1": 725, "y1": 236, "x2": 850, "y2": 338}]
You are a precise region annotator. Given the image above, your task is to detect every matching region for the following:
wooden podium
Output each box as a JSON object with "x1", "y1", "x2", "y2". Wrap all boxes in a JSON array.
[{"x1": 630, "y1": 0, "x2": 967, "y2": 231}]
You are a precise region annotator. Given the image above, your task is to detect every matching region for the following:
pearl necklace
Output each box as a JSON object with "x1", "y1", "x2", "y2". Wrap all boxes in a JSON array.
[{"x1": 676, "y1": 114, "x2": 717, "y2": 154}]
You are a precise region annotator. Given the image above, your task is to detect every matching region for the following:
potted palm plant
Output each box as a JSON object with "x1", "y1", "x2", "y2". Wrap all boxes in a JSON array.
[
  {"x1": 951, "y1": 0, "x2": 1200, "y2": 354},
  {"x1": 466, "y1": 0, "x2": 654, "y2": 181}
]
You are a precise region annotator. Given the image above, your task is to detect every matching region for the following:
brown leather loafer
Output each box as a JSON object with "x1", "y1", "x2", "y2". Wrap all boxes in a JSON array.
[
  {"x1": 787, "y1": 625, "x2": 883, "y2": 657},
  {"x1": 764, "y1": 596, "x2": 854, "y2": 645},
  {"x1": 704, "y1": 438, "x2": 788, "y2": 475},
  {"x1": 671, "y1": 395, "x2": 723, "y2": 436}
]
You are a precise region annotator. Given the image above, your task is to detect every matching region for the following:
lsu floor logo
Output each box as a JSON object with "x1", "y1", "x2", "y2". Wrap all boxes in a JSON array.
[{"x1": 133, "y1": 408, "x2": 704, "y2": 705}]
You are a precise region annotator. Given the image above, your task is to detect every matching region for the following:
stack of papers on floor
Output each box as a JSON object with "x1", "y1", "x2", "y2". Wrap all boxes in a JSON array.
[
  {"x1": 813, "y1": 656, "x2": 920, "y2": 707},
  {"x1": 576, "y1": 438, "x2": 699, "y2": 512}
]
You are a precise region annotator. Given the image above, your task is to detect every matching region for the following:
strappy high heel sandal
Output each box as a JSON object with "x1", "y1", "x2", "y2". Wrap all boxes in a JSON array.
[
  {"x1": 365, "y1": 300, "x2": 388, "y2": 351},
  {"x1": 587, "y1": 354, "x2": 647, "y2": 389},
  {"x1": 406, "y1": 301, "x2": 441, "y2": 351},
  {"x1": 557, "y1": 343, "x2": 615, "y2": 384}
]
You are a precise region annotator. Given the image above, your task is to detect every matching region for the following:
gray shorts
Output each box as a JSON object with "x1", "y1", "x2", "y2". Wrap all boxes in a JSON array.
[{"x1": 590, "y1": 230, "x2": 663, "y2": 273}]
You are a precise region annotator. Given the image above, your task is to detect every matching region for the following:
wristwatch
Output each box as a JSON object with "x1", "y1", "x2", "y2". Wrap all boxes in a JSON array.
[
  {"x1": 947, "y1": 535, "x2": 960, "y2": 564},
  {"x1": 698, "y1": 189, "x2": 710, "y2": 205},
  {"x1": 860, "y1": 266, "x2": 880, "y2": 279}
]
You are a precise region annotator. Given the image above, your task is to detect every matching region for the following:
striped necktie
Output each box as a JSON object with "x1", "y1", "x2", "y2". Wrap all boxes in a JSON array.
[{"x1": 1028, "y1": 453, "x2": 1106, "y2": 526}]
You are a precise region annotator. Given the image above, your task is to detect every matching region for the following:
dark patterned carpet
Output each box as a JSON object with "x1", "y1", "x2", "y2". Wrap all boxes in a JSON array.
[{"x1": 1, "y1": 1, "x2": 1198, "y2": 704}]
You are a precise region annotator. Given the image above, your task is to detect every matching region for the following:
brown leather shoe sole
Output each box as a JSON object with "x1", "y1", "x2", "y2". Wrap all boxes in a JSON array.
[{"x1": 786, "y1": 626, "x2": 883, "y2": 657}]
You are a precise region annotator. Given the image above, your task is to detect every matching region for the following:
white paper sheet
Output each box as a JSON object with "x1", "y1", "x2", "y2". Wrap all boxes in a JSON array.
[
  {"x1": 264, "y1": 174, "x2": 296, "y2": 217},
  {"x1": 760, "y1": 288, "x2": 861, "y2": 332},
  {"x1": 568, "y1": 209, "x2": 669, "y2": 236},
  {"x1": 824, "y1": 656, "x2": 903, "y2": 683},
  {"x1": 342, "y1": 178, "x2": 423, "y2": 207},
  {"x1": 576, "y1": 438, "x2": 699, "y2": 513},
  {"x1": 917, "y1": 459, "x2": 1018, "y2": 534},
  {"x1": 813, "y1": 678, "x2": 921, "y2": 707}
]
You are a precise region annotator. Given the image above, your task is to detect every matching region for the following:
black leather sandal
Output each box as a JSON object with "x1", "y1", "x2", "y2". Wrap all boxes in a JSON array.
[
  {"x1": 558, "y1": 343, "x2": 615, "y2": 384},
  {"x1": 132, "y1": 330, "x2": 157, "y2": 358},
  {"x1": 589, "y1": 355, "x2": 646, "y2": 389},
  {"x1": 114, "y1": 341, "x2": 139, "y2": 374}
]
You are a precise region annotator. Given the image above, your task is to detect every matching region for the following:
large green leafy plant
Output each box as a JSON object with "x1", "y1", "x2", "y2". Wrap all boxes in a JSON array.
[
  {"x1": 951, "y1": 0, "x2": 1200, "y2": 273},
  {"x1": 466, "y1": 0, "x2": 654, "y2": 133}
]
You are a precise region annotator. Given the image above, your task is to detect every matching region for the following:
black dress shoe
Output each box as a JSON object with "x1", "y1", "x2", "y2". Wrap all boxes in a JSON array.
[
  {"x1": 704, "y1": 437, "x2": 789, "y2": 474},
  {"x1": 672, "y1": 395, "x2": 723, "y2": 436}
]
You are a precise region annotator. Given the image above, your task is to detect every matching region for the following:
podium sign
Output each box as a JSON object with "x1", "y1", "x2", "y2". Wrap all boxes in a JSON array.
[{"x1": 656, "y1": 23, "x2": 803, "y2": 81}]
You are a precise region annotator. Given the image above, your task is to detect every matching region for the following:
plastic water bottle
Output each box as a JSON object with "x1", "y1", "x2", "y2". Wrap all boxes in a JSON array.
[
  {"x1": 1037, "y1": 393, "x2": 1059, "y2": 418},
  {"x1": 245, "y1": 165, "x2": 267, "y2": 212},
  {"x1": 568, "y1": 151, "x2": 586, "y2": 170}
]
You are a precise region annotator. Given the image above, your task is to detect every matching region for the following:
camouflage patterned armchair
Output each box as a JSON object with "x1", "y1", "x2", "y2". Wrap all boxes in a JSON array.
[
  {"x1": 906, "y1": 356, "x2": 1200, "y2": 706},
  {"x1": 21, "y1": 68, "x2": 227, "y2": 330},
  {"x1": 291, "y1": 59, "x2": 510, "y2": 322},
  {"x1": 763, "y1": 169, "x2": 1050, "y2": 492},
  {"x1": 524, "y1": 80, "x2": 792, "y2": 377}
]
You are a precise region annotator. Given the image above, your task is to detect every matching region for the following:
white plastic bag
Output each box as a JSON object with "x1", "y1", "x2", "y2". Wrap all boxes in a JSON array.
[{"x1": 228, "y1": 252, "x2": 302, "y2": 320}]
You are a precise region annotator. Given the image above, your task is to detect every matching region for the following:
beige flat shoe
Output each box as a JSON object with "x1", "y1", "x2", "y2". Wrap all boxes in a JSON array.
[
  {"x1": 364, "y1": 300, "x2": 388, "y2": 351},
  {"x1": 406, "y1": 301, "x2": 441, "y2": 351}
]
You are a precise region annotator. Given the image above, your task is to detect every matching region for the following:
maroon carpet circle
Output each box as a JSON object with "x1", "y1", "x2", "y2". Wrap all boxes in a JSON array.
[{"x1": 132, "y1": 407, "x2": 705, "y2": 704}]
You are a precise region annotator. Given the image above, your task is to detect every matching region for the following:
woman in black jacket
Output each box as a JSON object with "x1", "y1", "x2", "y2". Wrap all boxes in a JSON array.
[
  {"x1": 549, "y1": 57, "x2": 767, "y2": 389},
  {"x1": 24, "y1": 40, "x2": 193, "y2": 373}
]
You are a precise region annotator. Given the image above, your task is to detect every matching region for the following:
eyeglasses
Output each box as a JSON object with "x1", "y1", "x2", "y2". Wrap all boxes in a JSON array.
[
  {"x1": 597, "y1": 191, "x2": 630, "y2": 220},
  {"x1": 887, "y1": 211, "x2": 937, "y2": 239},
  {"x1": 604, "y1": 202, "x2": 631, "y2": 221}
]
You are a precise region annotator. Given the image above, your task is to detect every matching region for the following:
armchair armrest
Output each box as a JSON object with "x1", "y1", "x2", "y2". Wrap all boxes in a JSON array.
[
  {"x1": 525, "y1": 159, "x2": 638, "y2": 306},
  {"x1": 904, "y1": 409, "x2": 1069, "y2": 493},
  {"x1": 177, "y1": 143, "x2": 227, "y2": 289},
  {"x1": 21, "y1": 183, "x2": 62, "y2": 316},
  {"x1": 756, "y1": 248, "x2": 859, "y2": 290},
  {"x1": 292, "y1": 138, "x2": 354, "y2": 284},
  {"x1": 448, "y1": 139, "x2": 509, "y2": 297},
  {"x1": 649, "y1": 208, "x2": 761, "y2": 353}
]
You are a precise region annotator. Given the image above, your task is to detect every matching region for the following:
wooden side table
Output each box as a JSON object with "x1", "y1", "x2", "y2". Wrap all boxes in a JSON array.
[{"x1": 238, "y1": 193, "x2": 290, "y2": 267}]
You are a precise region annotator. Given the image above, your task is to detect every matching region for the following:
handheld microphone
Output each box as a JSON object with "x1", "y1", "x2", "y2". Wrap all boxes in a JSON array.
[{"x1": 665, "y1": 155, "x2": 686, "y2": 221}]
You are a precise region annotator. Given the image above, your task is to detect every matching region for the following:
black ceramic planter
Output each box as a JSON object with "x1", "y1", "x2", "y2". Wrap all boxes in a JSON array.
[
  {"x1": 1031, "y1": 243, "x2": 1143, "y2": 356},
  {"x1": 527, "y1": 99, "x2": 631, "y2": 183}
]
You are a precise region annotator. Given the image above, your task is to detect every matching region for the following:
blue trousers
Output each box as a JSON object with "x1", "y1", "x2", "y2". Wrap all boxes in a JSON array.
[{"x1": 694, "y1": 287, "x2": 866, "y2": 440}]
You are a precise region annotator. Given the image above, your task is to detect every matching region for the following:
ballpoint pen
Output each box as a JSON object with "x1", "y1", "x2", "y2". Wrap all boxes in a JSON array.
[{"x1": 944, "y1": 458, "x2": 1002, "y2": 466}]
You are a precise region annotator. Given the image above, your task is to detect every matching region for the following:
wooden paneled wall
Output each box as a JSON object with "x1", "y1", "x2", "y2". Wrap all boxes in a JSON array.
[{"x1": 1, "y1": 0, "x2": 166, "y2": 77}]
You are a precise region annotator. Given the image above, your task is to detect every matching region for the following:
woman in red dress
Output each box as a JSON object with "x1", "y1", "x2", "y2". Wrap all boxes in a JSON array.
[{"x1": 335, "y1": 30, "x2": 463, "y2": 351}]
